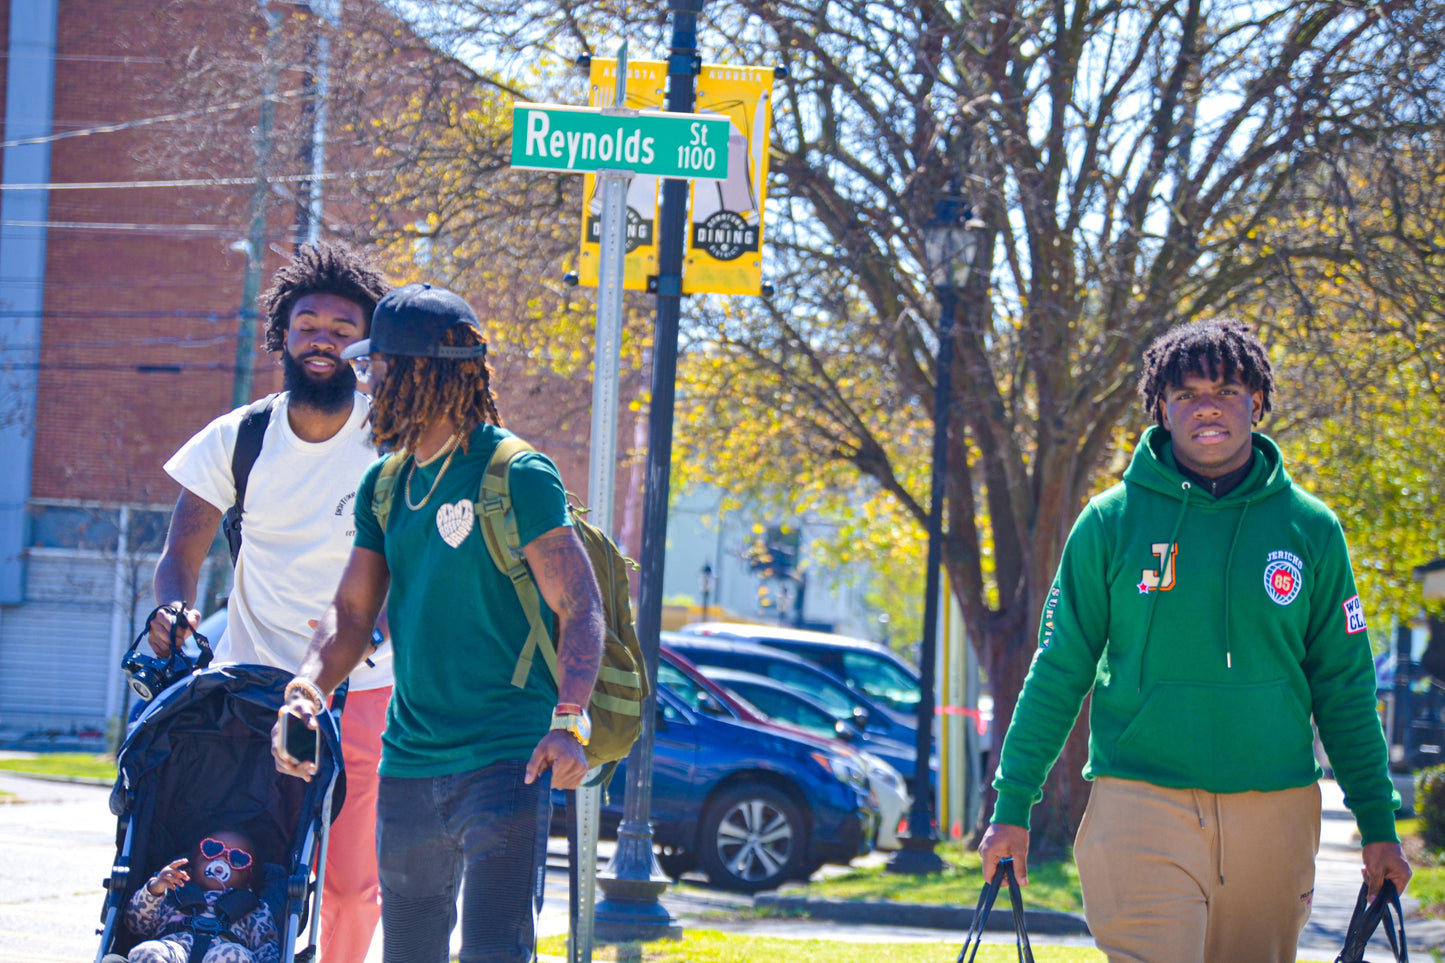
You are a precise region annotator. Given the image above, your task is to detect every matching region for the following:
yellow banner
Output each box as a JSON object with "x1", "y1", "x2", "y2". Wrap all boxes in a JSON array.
[
  {"x1": 682, "y1": 64, "x2": 775, "y2": 296},
  {"x1": 575, "y1": 58, "x2": 666, "y2": 289}
]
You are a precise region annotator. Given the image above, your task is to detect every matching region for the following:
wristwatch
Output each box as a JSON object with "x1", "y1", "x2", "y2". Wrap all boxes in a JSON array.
[{"x1": 549, "y1": 704, "x2": 592, "y2": 746}]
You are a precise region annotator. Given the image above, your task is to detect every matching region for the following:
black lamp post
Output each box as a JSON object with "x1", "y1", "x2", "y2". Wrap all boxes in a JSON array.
[
  {"x1": 887, "y1": 184, "x2": 987, "y2": 875},
  {"x1": 592, "y1": 0, "x2": 701, "y2": 941}
]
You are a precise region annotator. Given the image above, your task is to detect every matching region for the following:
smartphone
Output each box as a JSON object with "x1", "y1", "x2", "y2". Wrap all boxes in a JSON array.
[{"x1": 282, "y1": 712, "x2": 319, "y2": 765}]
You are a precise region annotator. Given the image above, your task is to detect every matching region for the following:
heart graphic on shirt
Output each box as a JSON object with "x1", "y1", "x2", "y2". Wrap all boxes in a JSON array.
[{"x1": 436, "y1": 500, "x2": 475, "y2": 548}]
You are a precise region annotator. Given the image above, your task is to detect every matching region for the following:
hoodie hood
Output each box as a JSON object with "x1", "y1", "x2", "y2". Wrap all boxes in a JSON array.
[{"x1": 1124, "y1": 426, "x2": 1291, "y2": 505}]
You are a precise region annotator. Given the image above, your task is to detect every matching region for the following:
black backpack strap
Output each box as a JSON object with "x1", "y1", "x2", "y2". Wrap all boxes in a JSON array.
[{"x1": 222, "y1": 393, "x2": 278, "y2": 565}]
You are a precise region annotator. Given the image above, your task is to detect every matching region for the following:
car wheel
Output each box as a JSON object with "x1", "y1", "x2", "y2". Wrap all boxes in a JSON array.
[{"x1": 698, "y1": 782, "x2": 807, "y2": 893}]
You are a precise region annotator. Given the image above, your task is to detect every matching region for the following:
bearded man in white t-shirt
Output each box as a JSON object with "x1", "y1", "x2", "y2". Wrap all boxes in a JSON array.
[{"x1": 146, "y1": 240, "x2": 391, "y2": 963}]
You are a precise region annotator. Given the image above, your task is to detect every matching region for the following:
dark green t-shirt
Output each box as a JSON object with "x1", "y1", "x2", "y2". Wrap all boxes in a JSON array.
[{"x1": 354, "y1": 425, "x2": 570, "y2": 777}]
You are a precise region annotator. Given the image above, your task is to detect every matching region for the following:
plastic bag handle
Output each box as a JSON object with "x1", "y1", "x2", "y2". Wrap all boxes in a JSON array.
[{"x1": 957, "y1": 859, "x2": 1036, "y2": 963}]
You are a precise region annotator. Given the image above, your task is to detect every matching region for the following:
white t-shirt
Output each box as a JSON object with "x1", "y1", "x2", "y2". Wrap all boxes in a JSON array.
[{"x1": 164, "y1": 392, "x2": 393, "y2": 690}]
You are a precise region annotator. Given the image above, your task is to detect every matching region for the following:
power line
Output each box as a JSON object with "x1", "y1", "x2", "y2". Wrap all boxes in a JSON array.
[
  {"x1": 0, "y1": 310, "x2": 239, "y2": 322},
  {"x1": 0, "y1": 335, "x2": 236, "y2": 351},
  {"x1": 0, "y1": 90, "x2": 310, "y2": 149},
  {"x1": 0, "y1": 220, "x2": 238, "y2": 234},
  {"x1": 2, "y1": 361, "x2": 240, "y2": 373},
  {"x1": 0, "y1": 169, "x2": 387, "y2": 191}
]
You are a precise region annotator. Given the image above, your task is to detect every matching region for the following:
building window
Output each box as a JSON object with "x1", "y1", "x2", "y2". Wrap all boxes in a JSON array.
[
  {"x1": 26, "y1": 503, "x2": 173, "y2": 552},
  {"x1": 127, "y1": 509, "x2": 171, "y2": 554},
  {"x1": 28, "y1": 505, "x2": 121, "y2": 551}
]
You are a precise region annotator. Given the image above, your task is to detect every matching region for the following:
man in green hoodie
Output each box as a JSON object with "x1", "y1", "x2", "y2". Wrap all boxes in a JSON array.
[{"x1": 979, "y1": 319, "x2": 1409, "y2": 963}]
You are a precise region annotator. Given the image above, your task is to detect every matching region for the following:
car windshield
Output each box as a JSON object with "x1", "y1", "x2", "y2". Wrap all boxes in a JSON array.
[
  {"x1": 840, "y1": 651, "x2": 920, "y2": 714},
  {"x1": 659, "y1": 662, "x2": 727, "y2": 716},
  {"x1": 762, "y1": 664, "x2": 865, "y2": 717},
  {"x1": 658, "y1": 661, "x2": 762, "y2": 718},
  {"x1": 725, "y1": 682, "x2": 840, "y2": 739}
]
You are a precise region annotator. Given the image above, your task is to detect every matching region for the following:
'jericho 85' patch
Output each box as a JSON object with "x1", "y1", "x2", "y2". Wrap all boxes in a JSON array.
[{"x1": 1342, "y1": 595, "x2": 1368, "y2": 634}]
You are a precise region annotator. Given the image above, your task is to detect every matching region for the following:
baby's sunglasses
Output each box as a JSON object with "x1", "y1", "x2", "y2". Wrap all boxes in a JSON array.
[{"x1": 198, "y1": 837, "x2": 253, "y2": 870}]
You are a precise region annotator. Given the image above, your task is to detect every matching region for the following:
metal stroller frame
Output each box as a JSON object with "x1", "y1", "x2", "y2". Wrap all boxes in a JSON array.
[{"x1": 96, "y1": 663, "x2": 346, "y2": 963}]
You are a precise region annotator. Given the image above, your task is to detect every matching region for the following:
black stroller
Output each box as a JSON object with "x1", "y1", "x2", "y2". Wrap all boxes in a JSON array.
[{"x1": 95, "y1": 663, "x2": 346, "y2": 963}]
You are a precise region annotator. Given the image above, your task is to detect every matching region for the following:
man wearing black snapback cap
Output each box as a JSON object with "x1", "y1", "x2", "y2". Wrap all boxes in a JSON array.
[{"x1": 273, "y1": 282, "x2": 604, "y2": 963}]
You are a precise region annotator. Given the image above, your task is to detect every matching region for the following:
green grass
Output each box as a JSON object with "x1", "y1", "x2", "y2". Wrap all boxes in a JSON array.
[
  {"x1": 1397, "y1": 816, "x2": 1445, "y2": 917},
  {"x1": 537, "y1": 930, "x2": 1107, "y2": 962},
  {"x1": 781, "y1": 842, "x2": 1084, "y2": 914},
  {"x1": 0, "y1": 752, "x2": 116, "y2": 779}
]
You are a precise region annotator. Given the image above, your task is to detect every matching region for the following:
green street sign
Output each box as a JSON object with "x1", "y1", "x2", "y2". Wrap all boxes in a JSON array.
[{"x1": 511, "y1": 103, "x2": 731, "y2": 180}]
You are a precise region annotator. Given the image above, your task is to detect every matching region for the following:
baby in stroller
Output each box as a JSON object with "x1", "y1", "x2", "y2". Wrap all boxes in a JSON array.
[
  {"x1": 97, "y1": 663, "x2": 345, "y2": 963},
  {"x1": 123, "y1": 828, "x2": 280, "y2": 963}
]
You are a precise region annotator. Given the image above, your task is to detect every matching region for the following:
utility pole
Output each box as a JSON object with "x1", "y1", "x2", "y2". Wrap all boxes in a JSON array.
[
  {"x1": 232, "y1": 0, "x2": 281, "y2": 408},
  {"x1": 294, "y1": 0, "x2": 340, "y2": 246},
  {"x1": 593, "y1": 0, "x2": 703, "y2": 942}
]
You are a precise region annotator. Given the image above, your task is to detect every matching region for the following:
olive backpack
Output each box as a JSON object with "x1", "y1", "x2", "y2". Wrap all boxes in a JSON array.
[{"x1": 372, "y1": 435, "x2": 647, "y2": 775}]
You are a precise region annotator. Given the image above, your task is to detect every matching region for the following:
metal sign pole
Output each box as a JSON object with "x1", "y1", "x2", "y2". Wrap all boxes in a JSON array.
[{"x1": 572, "y1": 42, "x2": 632, "y2": 963}]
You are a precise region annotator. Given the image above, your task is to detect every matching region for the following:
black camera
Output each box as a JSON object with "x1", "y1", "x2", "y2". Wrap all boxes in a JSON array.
[{"x1": 122, "y1": 603, "x2": 214, "y2": 702}]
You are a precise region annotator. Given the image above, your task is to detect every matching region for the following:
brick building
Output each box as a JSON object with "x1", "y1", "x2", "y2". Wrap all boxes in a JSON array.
[{"x1": 0, "y1": 0, "x2": 647, "y2": 737}]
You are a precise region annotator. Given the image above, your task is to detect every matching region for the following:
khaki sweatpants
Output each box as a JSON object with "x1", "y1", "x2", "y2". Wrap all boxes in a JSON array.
[{"x1": 1074, "y1": 777, "x2": 1321, "y2": 963}]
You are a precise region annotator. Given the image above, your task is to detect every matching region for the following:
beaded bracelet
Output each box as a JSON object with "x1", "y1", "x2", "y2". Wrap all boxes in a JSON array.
[{"x1": 284, "y1": 677, "x2": 326, "y2": 711}]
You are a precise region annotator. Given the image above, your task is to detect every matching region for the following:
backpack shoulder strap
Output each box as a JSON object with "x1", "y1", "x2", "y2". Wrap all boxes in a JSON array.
[
  {"x1": 222, "y1": 394, "x2": 279, "y2": 565},
  {"x1": 371, "y1": 452, "x2": 408, "y2": 534},
  {"x1": 231, "y1": 394, "x2": 278, "y2": 517},
  {"x1": 473, "y1": 436, "x2": 557, "y2": 689}
]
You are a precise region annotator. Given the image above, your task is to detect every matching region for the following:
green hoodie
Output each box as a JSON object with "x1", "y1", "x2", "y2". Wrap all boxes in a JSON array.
[{"x1": 992, "y1": 427, "x2": 1399, "y2": 843}]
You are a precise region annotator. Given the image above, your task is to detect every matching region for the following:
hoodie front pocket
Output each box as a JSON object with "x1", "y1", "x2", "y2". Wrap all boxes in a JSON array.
[{"x1": 1111, "y1": 678, "x2": 1316, "y2": 791}]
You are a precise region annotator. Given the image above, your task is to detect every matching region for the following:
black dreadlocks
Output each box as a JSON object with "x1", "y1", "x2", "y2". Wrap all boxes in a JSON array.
[
  {"x1": 1137, "y1": 318, "x2": 1275, "y2": 428},
  {"x1": 261, "y1": 240, "x2": 390, "y2": 353}
]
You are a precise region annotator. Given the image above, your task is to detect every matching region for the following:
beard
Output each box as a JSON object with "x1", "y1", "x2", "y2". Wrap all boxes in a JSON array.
[{"x1": 282, "y1": 350, "x2": 358, "y2": 413}]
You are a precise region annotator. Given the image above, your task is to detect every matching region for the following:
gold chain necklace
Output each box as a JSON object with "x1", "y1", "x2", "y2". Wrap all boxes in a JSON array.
[{"x1": 404, "y1": 439, "x2": 460, "y2": 512}]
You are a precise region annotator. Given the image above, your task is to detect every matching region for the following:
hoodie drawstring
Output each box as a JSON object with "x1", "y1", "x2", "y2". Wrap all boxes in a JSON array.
[
  {"x1": 1214, "y1": 791, "x2": 1225, "y2": 884},
  {"x1": 1221, "y1": 502, "x2": 1250, "y2": 670},
  {"x1": 1191, "y1": 790, "x2": 1227, "y2": 884},
  {"x1": 1138, "y1": 482, "x2": 1192, "y2": 691}
]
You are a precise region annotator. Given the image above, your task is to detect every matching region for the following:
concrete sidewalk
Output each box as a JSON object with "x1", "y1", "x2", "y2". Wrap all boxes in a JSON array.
[
  {"x1": 743, "y1": 778, "x2": 1444, "y2": 960},
  {"x1": 2, "y1": 767, "x2": 1439, "y2": 961}
]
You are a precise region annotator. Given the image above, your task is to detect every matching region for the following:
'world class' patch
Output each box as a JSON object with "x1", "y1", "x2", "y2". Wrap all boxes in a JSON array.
[{"x1": 1342, "y1": 595, "x2": 1368, "y2": 634}]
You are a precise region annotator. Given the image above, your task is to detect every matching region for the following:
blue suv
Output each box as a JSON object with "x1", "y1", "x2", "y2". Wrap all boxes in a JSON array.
[
  {"x1": 584, "y1": 656, "x2": 878, "y2": 892},
  {"x1": 661, "y1": 633, "x2": 936, "y2": 795}
]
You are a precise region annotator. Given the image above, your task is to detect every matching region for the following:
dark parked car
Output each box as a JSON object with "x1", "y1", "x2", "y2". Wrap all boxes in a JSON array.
[
  {"x1": 661, "y1": 632, "x2": 936, "y2": 794},
  {"x1": 679, "y1": 622, "x2": 923, "y2": 721},
  {"x1": 696, "y1": 665, "x2": 911, "y2": 850},
  {"x1": 579, "y1": 651, "x2": 879, "y2": 891}
]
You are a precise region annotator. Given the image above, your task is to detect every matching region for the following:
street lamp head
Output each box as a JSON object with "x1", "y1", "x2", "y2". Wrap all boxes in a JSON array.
[{"x1": 923, "y1": 193, "x2": 987, "y2": 293}]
